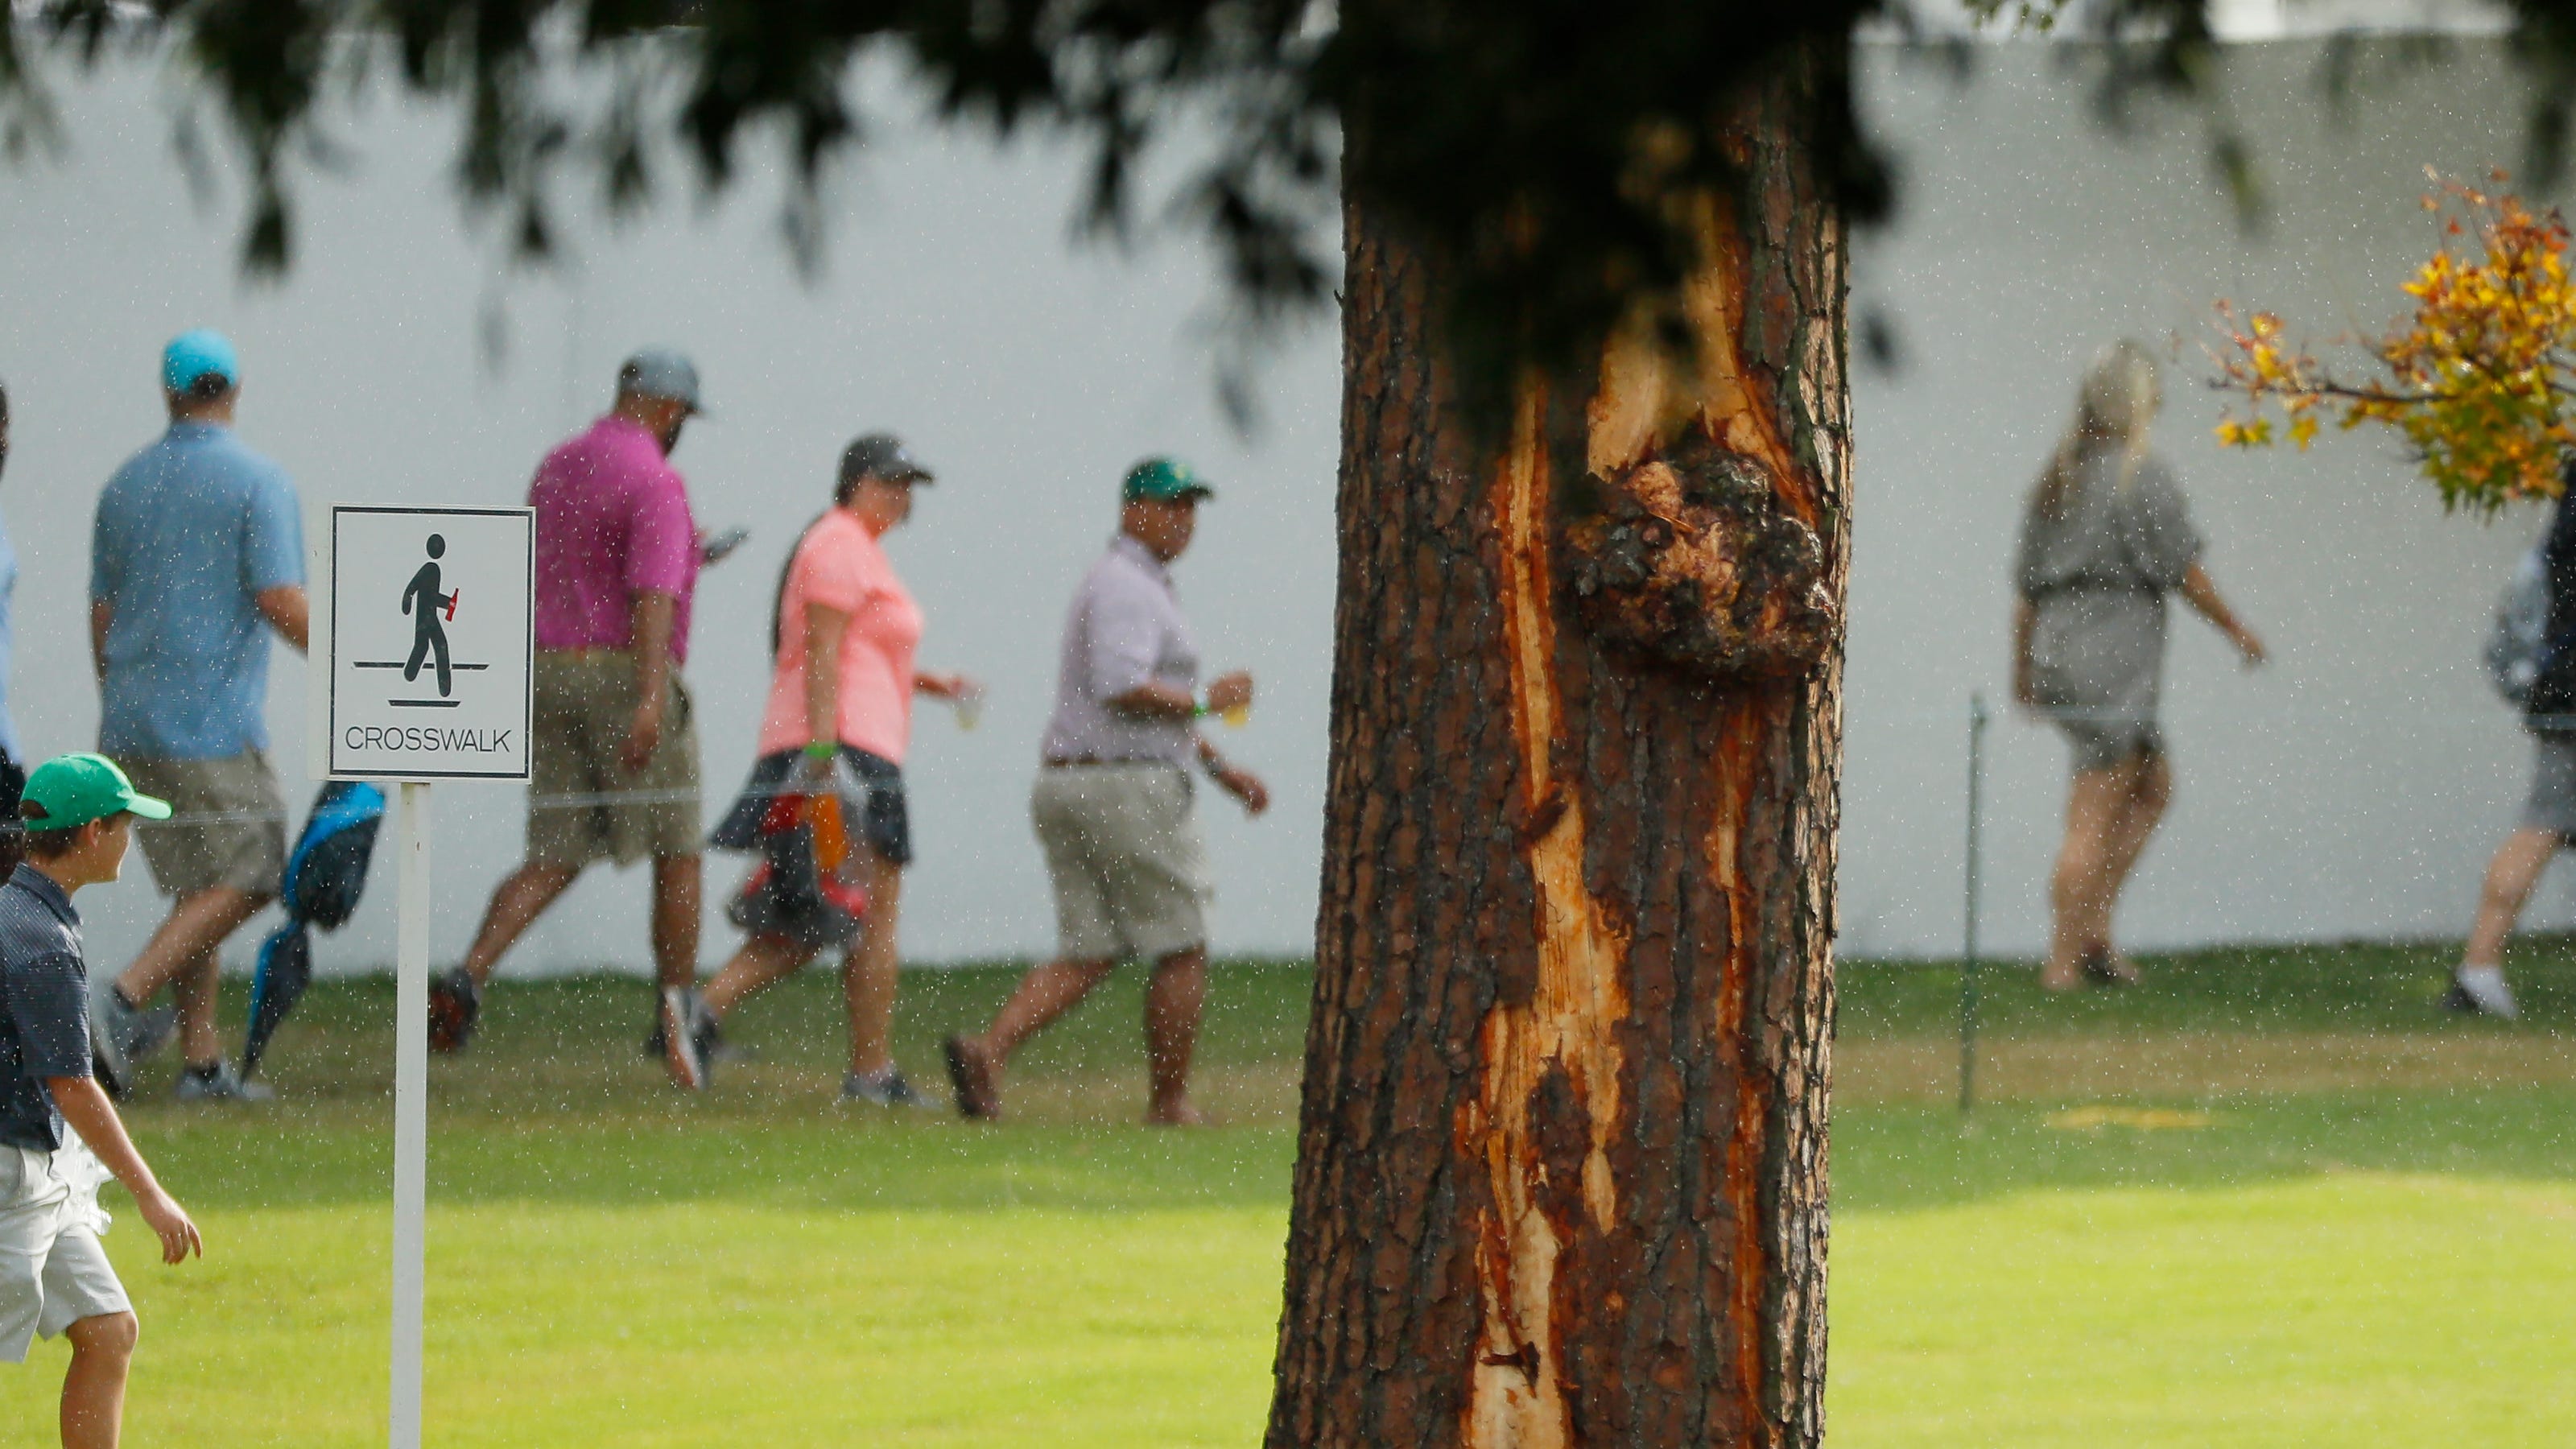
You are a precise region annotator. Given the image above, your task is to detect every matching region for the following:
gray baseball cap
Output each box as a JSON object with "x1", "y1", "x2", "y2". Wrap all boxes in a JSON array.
[
  {"x1": 839, "y1": 433, "x2": 935, "y2": 485},
  {"x1": 616, "y1": 348, "x2": 705, "y2": 415}
]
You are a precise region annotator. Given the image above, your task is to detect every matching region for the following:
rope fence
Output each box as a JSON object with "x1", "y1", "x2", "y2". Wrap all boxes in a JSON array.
[
  {"x1": 21, "y1": 696, "x2": 2554, "y2": 834},
  {"x1": 16, "y1": 696, "x2": 2560, "y2": 1016},
  {"x1": 76, "y1": 766, "x2": 1238, "y2": 830}
]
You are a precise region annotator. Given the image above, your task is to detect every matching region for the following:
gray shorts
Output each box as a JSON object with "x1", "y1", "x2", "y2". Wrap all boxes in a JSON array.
[
  {"x1": 119, "y1": 750, "x2": 289, "y2": 898},
  {"x1": 1030, "y1": 764, "x2": 1210, "y2": 964},
  {"x1": 2523, "y1": 736, "x2": 2576, "y2": 837},
  {"x1": 2046, "y1": 709, "x2": 2164, "y2": 774},
  {"x1": 0, "y1": 1146, "x2": 129, "y2": 1363}
]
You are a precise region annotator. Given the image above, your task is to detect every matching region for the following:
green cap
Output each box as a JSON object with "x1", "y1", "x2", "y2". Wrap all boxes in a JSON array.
[
  {"x1": 1121, "y1": 457, "x2": 1214, "y2": 504},
  {"x1": 19, "y1": 753, "x2": 171, "y2": 832}
]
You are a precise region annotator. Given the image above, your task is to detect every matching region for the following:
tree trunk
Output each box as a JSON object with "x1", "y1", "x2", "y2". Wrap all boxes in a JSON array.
[{"x1": 1267, "y1": 52, "x2": 1848, "y2": 1449}]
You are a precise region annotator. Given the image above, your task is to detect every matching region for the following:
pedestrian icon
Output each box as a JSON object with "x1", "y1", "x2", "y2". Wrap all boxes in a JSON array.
[
  {"x1": 402, "y1": 535, "x2": 459, "y2": 696},
  {"x1": 357, "y1": 531, "x2": 494, "y2": 708},
  {"x1": 321, "y1": 505, "x2": 533, "y2": 782}
]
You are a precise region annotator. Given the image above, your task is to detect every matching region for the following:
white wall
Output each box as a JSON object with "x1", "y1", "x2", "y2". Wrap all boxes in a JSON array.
[
  {"x1": 0, "y1": 36, "x2": 2562, "y2": 975},
  {"x1": 0, "y1": 68, "x2": 1338, "y2": 974},
  {"x1": 1844, "y1": 37, "x2": 2573, "y2": 957}
]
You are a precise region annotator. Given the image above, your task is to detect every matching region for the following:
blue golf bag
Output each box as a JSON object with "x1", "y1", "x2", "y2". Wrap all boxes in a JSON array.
[{"x1": 242, "y1": 781, "x2": 386, "y2": 1079}]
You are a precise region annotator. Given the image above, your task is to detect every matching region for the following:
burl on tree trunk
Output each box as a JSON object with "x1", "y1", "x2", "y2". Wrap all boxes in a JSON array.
[{"x1": 1268, "y1": 67, "x2": 1848, "y2": 1449}]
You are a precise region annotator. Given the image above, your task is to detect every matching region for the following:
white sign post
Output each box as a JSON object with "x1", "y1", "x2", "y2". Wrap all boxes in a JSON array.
[{"x1": 312, "y1": 505, "x2": 533, "y2": 1449}]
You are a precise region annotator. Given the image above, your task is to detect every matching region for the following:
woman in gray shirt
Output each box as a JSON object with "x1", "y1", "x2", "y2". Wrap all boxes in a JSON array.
[{"x1": 2013, "y1": 340, "x2": 2266, "y2": 991}]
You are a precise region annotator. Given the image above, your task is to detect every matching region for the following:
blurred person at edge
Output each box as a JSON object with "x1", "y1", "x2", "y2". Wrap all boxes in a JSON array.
[
  {"x1": 689, "y1": 435, "x2": 980, "y2": 1099},
  {"x1": 431, "y1": 350, "x2": 720, "y2": 1072},
  {"x1": 2013, "y1": 340, "x2": 2266, "y2": 993},
  {"x1": 87, "y1": 331, "x2": 307, "y2": 1104},
  {"x1": 944, "y1": 457, "x2": 1269, "y2": 1125},
  {"x1": 0, "y1": 381, "x2": 25, "y2": 881},
  {"x1": 2450, "y1": 472, "x2": 2576, "y2": 1021}
]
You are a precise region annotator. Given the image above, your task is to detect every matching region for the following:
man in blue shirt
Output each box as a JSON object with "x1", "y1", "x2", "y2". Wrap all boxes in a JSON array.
[{"x1": 86, "y1": 332, "x2": 307, "y2": 1104}]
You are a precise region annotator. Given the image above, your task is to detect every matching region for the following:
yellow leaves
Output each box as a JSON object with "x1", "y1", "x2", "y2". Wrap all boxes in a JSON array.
[
  {"x1": 2212, "y1": 170, "x2": 2576, "y2": 512},
  {"x1": 2215, "y1": 416, "x2": 2272, "y2": 448}
]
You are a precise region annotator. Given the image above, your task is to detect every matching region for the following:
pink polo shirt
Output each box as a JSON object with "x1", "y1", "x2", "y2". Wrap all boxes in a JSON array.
[
  {"x1": 758, "y1": 509, "x2": 923, "y2": 764},
  {"x1": 528, "y1": 416, "x2": 700, "y2": 662}
]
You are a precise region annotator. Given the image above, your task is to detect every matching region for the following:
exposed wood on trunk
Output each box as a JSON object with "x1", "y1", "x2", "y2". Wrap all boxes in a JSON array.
[
  {"x1": 1464, "y1": 386, "x2": 1637, "y2": 1447},
  {"x1": 1269, "y1": 44, "x2": 1848, "y2": 1449}
]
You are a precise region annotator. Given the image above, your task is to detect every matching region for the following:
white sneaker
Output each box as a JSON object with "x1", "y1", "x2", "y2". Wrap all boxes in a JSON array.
[
  {"x1": 88, "y1": 980, "x2": 175, "y2": 1100},
  {"x1": 2446, "y1": 965, "x2": 2520, "y2": 1021},
  {"x1": 175, "y1": 1062, "x2": 275, "y2": 1104},
  {"x1": 659, "y1": 989, "x2": 712, "y2": 1091}
]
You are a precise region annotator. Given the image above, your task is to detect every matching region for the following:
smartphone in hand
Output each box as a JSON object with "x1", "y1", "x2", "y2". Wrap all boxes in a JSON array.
[{"x1": 700, "y1": 526, "x2": 750, "y2": 565}]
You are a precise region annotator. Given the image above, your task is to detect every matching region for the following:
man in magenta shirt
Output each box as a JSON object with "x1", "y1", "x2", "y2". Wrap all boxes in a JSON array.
[{"x1": 431, "y1": 349, "x2": 712, "y2": 1071}]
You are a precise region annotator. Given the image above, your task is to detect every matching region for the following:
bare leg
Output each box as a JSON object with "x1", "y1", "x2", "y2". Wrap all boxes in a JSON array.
[
  {"x1": 167, "y1": 944, "x2": 224, "y2": 1068},
  {"x1": 840, "y1": 846, "x2": 903, "y2": 1078},
  {"x1": 459, "y1": 863, "x2": 580, "y2": 985},
  {"x1": 976, "y1": 959, "x2": 1119, "y2": 1065},
  {"x1": 114, "y1": 888, "x2": 268, "y2": 1007},
  {"x1": 61, "y1": 1311, "x2": 136, "y2": 1449},
  {"x1": 700, "y1": 935, "x2": 817, "y2": 1019},
  {"x1": 2465, "y1": 826, "x2": 2563, "y2": 968},
  {"x1": 1143, "y1": 947, "x2": 1208, "y2": 1125},
  {"x1": 2044, "y1": 760, "x2": 2140, "y2": 990},
  {"x1": 945, "y1": 956, "x2": 1119, "y2": 1118},
  {"x1": 2091, "y1": 749, "x2": 2173, "y2": 972},
  {"x1": 650, "y1": 854, "x2": 702, "y2": 993}
]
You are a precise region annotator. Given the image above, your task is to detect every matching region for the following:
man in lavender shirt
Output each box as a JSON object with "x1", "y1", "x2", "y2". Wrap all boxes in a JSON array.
[
  {"x1": 430, "y1": 350, "x2": 712, "y2": 1063},
  {"x1": 945, "y1": 458, "x2": 1269, "y2": 1125}
]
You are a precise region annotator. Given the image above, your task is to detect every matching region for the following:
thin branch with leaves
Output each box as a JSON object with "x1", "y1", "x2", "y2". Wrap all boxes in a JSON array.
[{"x1": 2213, "y1": 171, "x2": 2576, "y2": 511}]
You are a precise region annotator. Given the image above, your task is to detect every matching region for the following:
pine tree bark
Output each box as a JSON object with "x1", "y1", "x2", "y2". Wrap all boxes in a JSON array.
[{"x1": 1267, "y1": 51, "x2": 1848, "y2": 1449}]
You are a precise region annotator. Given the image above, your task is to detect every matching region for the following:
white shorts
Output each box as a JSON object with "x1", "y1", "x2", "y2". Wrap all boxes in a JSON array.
[
  {"x1": 1030, "y1": 764, "x2": 1212, "y2": 964},
  {"x1": 0, "y1": 1146, "x2": 129, "y2": 1362}
]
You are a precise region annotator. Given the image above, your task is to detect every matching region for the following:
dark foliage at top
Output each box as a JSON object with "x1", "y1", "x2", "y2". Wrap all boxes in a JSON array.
[{"x1": 7, "y1": 2, "x2": 2574, "y2": 402}]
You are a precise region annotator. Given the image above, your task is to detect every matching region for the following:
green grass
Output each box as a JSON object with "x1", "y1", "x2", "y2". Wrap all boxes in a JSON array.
[
  {"x1": 1830, "y1": 1173, "x2": 2576, "y2": 1446},
  {"x1": 1843, "y1": 933, "x2": 2576, "y2": 1037},
  {"x1": 2, "y1": 943, "x2": 2572, "y2": 1444},
  {"x1": 106, "y1": 1201, "x2": 1289, "y2": 1447}
]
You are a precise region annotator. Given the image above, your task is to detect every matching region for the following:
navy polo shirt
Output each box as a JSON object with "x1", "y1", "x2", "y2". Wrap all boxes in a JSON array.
[{"x1": 0, "y1": 864, "x2": 93, "y2": 1151}]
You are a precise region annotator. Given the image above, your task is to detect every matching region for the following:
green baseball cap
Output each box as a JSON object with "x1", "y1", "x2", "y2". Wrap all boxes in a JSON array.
[
  {"x1": 19, "y1": 753, "x2": 171, "y2": 832},
  {"x1": 1121, "y1": 457, "x2": 1215, "y2": 504}
]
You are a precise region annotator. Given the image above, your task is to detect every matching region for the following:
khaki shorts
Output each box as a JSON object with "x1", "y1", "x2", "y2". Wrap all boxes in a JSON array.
[
  {"x1": 0, "y1": 1146, "x2": 129, "y2": 1363},
  {"x1": 119, "y1": 751, "x2": 289, "y2": 898},
  {"x1": 527, "y1": 652, "x2": 702, "y2": 868},
  {"x1": 1030, "y1": 764, "x2": 1210, "y2": 964}
]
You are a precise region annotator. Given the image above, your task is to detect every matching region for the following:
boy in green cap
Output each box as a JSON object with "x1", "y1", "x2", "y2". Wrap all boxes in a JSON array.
[{"x1": 0, "y1": 753, "x2": 202, "y2": 1447}]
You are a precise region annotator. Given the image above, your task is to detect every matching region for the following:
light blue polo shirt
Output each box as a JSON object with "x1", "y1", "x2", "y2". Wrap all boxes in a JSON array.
[{"x1": 90, "y1": 422, "x2": 303, "y2": 760}]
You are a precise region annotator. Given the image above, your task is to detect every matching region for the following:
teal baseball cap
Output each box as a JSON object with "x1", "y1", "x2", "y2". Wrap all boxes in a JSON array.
[
  {"x1": 19, "y1": 753, "x2": 171, "y2": 832},
  {"x1": 162, "y1": 328, "x2": 240, "y2": 394},
  {"x1": 1121, "y1": 457, "x2": 1214, "y2": 504}
]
